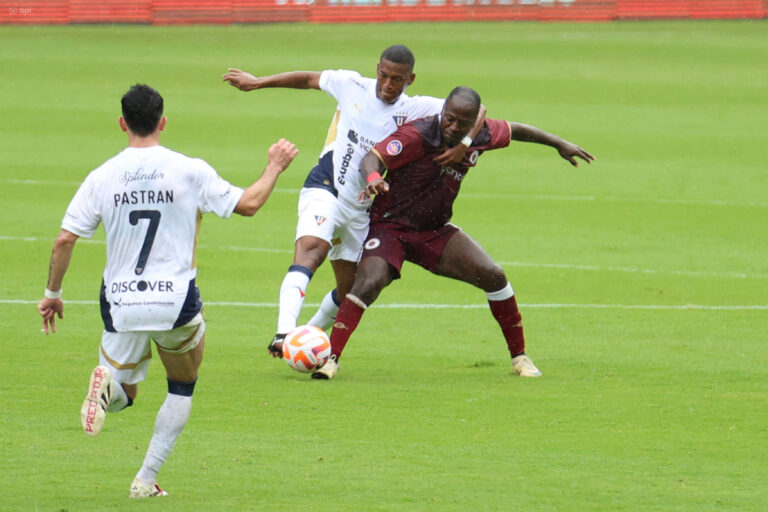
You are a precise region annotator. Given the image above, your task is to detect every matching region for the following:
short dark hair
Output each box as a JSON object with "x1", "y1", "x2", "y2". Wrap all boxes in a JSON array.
[
  {"x1": 447, "y1": 86, "x2": 481, "y2": 110},
  {"x1": 121, "y1": 84, "x2": 164, "y2": 136},
  {"x1": 380, "y1": 45, "x2": 415, "y2": 70}
]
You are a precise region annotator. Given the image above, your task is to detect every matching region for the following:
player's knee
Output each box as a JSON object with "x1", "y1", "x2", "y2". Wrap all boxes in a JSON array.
[
  {"x1": 294, "y1": 245, "x2": 328, "y2": 270},
  {"x1": 351, "y1": 274, "x2": 389, "y2": 304},
  {"x1": 167, "y1": 377, "x2": 197, "y2": 397},
  {"x1": 478, "y1": 263, "x2": 507, "y2": 292}
]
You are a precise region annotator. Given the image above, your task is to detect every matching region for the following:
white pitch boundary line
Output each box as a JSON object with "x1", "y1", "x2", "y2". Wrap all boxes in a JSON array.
[
  {"x1": 4, "y1": 235, "x2": 764, "y2": 279},
  {"x1": 3, "y1": 299, "x2": 766, "y2": 311},
  {"x1": 4, "y1": 178, "x2": 767, "y2": 209}
]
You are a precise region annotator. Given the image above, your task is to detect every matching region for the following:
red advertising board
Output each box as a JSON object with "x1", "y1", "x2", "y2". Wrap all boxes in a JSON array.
[{"x1": 1, "y1": 0, "x2": 766, "y2": 24}]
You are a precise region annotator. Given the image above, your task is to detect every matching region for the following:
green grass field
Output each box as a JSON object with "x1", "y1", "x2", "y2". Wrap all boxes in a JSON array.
[{"x1": 1, "y1": 20, "x2": 766, "y2": 511}]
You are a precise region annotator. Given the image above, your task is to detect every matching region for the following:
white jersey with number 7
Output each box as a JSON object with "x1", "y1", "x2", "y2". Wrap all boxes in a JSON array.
[{"x1": 62, "y1": 145, "x2": 244, "y2": 332}]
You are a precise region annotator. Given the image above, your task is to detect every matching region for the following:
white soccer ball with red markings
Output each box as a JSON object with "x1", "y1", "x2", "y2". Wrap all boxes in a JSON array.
[{"x1": 282, "y1": 325, "x2": 332, "y2": 373}]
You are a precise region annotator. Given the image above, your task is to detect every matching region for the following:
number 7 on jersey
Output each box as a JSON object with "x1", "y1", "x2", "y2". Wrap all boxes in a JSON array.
[{"x1": 129, "y1": 210, "x2": 161, "y2": 276}]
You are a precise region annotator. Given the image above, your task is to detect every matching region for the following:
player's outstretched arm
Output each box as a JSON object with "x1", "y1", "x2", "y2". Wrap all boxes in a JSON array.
[
  {"x1": 509, "y1": 122, "x2": 595, "y2": 167},
  {"x1": 222, "y1": 69, "x2": 322, "y2": 91},
  {"x1": 38, "y1": 229, "x2": 79, "y2": 334},
  {"x1": 235, "y1": 139, "x2": 299, "y2": 216},
  {"x1": 433, "y1": 103, "x2": 488, "y2": 166}
]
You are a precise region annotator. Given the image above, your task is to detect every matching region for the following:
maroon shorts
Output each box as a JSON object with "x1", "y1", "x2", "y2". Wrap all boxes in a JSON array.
[{"x1": 362, "y1": 222, "x2": 460, "y2": 278}]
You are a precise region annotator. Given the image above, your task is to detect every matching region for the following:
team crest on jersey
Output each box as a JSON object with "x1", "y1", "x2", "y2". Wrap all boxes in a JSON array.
[
  {"x1": 386, "y1": 140, "x2": 403, "y2": 156},
  {"x1": 392, "y1": 114, "x2": 407, "y2": 126},
  {"x1": 315, "y1": 215, "x2": 327, "y2": 226}
]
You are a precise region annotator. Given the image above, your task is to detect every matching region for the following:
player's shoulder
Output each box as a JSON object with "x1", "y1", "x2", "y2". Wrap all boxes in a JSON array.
[
  {"x1": 158, "y1": 146, "x2": 216, "y2": 172},
  {"x1": 405, "y1": 115, "x2": 441, "y2": 147},
  {"x1": 320, "y1": 69, "x2": 371, "y2": 91},
  {"x1": 403, "y1": 94, "x2": 444, "y2": 106},
  {"x1": 398, "y1": 94, "x2": 444, "y2": 116},
  {"x1": 410, "y1": 113, "x2": 440, "y2": 131}
]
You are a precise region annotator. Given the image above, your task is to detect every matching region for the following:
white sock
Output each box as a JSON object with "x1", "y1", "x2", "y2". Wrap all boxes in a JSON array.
[
  {"x1": 307, "y1": 289, "x2": 341, "y2": 330},
  {"x1": 107, "y1": 381, "x2": 130, "y2": 413},
  {"x1": 277, "y1": 267, "x2": 312, "y2": 334},
  {"x1": 135, "y1": 393, "x2": 192, "y2": 484}
]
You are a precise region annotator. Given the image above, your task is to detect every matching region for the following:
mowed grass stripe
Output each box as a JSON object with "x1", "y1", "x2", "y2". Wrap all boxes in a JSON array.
[{"x1": 2, "y1": 235, "x2": 765, "y2": 280}]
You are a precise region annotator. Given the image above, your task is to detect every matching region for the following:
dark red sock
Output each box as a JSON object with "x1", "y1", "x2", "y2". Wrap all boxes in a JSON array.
[
  {"x1": 329, "y1": 299, "x2": 366, "y2": 359},
  {"x1": 488, "y1": 295, "x2": 525, "y2": 356}
]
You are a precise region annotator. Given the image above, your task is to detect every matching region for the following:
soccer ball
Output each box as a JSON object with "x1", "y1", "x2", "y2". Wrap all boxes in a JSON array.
[{"x1": 282, "y1": 325, "x2": 332, "y2": 373}]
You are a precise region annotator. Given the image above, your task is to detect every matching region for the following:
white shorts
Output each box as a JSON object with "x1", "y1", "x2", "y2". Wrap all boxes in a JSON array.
[
  {"x1": 98, "y1": 312, "x2": 205, "y2": 385},
  {"x1": 296, "y1": 187, "x2": 370, "y2": 263}
]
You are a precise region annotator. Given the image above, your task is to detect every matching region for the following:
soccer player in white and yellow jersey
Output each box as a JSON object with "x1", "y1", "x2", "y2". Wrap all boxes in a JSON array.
[
  {"x1": 223, "y1": 45, "x2": 483, "y2": 356},
  {"x1": 37, "y1": 84, "x2": 298, "y2": 498}
]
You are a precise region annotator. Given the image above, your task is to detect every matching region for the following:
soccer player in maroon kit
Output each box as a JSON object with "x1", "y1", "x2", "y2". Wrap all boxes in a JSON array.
[{"x1": 312, "y1": 86, "x2": 594, "y2": 379}]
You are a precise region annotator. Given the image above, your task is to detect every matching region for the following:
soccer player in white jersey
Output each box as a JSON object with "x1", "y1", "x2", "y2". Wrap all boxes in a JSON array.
[
  {"x1": 36, "y1": 84, "x2": 298, "y2": 498},
  {"x1": 223, "y1": 45, "x2": 484, "y2": 361}
]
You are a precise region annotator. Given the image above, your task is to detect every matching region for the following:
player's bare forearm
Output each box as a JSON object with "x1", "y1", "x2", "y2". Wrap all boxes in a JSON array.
[
  {"x1": 469, "y1": 104, "x2": 487, "y2": 140},
  {"x1": 510, "y1": 122, "x2": 595, "y2": 167},
  {"x1": 357, "y1": 151, "x2": 389, "y2": 202},
  {"x1": 38, "y1": 229, "x2": 78, "y2": 334},
  {"x1": 222, "y1": 69, "x2": 321, "y2": 91},
  {"x1": 235, "y1": 139, "x2": 298, "y2": 216},
  {"x1": 47, "y1": 230, "x2": 77, "y2": 291}
]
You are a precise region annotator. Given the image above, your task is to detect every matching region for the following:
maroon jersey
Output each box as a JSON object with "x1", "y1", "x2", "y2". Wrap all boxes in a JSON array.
[{"x1": 370, "y1": 115, "x2": 511, "y2": 231}]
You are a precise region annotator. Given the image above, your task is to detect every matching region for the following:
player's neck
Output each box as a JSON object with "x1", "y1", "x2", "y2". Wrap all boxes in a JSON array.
[{"x1": 127, "y1": 134, "x2": 161, "y2": 148}]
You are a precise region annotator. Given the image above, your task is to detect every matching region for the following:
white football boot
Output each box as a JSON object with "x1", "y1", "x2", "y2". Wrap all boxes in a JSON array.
[
  {"x1": 511, "y1": 354, "x2": 542, "y2": 377},
  {"x1": 80, "y1": 365, "x2": 114, "y2": 436},
  {"x1": 129, "y1": 478, "x2": 168, "y2": 498},
  {"x1": 311, "y1": 355, "x2": 339, "y2": 380}
]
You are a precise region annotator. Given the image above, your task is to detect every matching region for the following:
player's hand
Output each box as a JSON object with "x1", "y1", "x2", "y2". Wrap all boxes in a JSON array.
[
  {"x1": 357, "y1": 179, "x2": 389, "y2": 202},
  {"x1": 37, "y1": 298, "x2": 63, "y2": 335},
  {"x1": 433, "y1": 144, "x2": 468, "y2": 166},
  {"x1": 222, "y1": 68, "x2": 261, "y2": 91},
  {"x1": 268, "y1": 139, "x2": 299, "y2": 172},
  {"x1": 558, "y1": 142, "x2": 595, "y2": 167}
]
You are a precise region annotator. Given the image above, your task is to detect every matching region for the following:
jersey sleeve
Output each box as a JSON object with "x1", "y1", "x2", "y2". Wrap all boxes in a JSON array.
[
  {"x1": 479, "y1": 119, "x2": 512, "y2": 150},
  {"x1": 196, "y1": 159, "x2": 244, "y2": 218},
  {"x1": 318, "y1": 69, "x2": 363, "y2": 102},
  {"x1": 61, "y1": 171, "x2": 101, "y2": 238},
  {"x1": 372, "y1": 124, "x2": 425, "y2": 171}
]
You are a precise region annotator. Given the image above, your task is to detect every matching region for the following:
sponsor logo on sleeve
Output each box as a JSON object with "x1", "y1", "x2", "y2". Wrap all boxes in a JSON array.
[{"x1": 386, "y1": 140, "x2": 402, "y2": 156}]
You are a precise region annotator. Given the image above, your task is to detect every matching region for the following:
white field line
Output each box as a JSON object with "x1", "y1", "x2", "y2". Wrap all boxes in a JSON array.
[
  {"x1": 3, "y1": 178, "x2": 767, "y2": 208},
  {"x1": 3, "y1": 299, "x2": 767, "y2": 310},
  {"x1": 4, "y1": 235, "x2": 765, "y2": 279}
]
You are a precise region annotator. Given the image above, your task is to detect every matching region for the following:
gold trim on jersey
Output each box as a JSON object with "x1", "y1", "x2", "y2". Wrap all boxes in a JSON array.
[
  {"x1": 192, "y1": 209, "x2": 202, "y2": 270},
  {"x1": 322, "y1": 109, "x2": 341, "y2": 149},
  {"x1": 100, "y1": 344, "x2": 152, "y2": 369}
]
